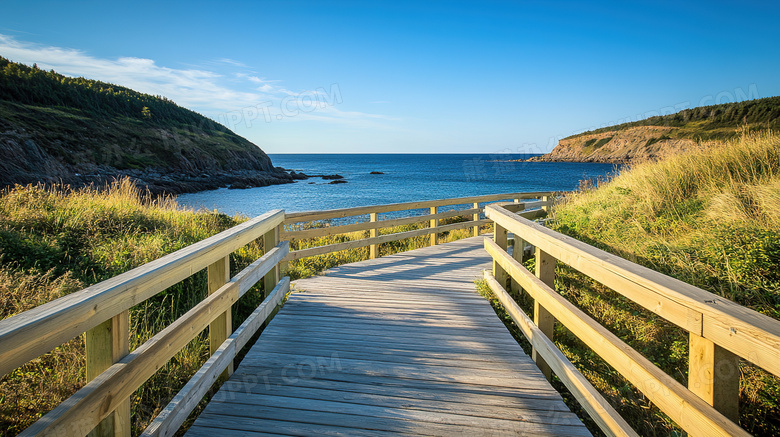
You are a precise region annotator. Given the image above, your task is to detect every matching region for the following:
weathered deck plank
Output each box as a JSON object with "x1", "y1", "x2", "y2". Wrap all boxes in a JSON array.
[{"x1": 186, "y1": 236, "x2": 591, "y2": 436}]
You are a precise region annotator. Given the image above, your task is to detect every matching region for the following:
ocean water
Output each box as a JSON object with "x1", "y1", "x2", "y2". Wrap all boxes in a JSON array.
[{"x1": 176, "y1": 154, "x2": 618, "y2": 218}]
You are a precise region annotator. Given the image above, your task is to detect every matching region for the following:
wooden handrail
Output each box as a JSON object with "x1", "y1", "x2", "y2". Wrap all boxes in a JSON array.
[
  {"x1": 0, "y1": 209, "x2": 285, "y2": 379},
  {"x1": 485, "y1": 239, "x2": 747, "y2": 437},
  {"x1": 482, "y1": 271, "x2": 638, "y2": 437},
  {"x1": 283, "y1": 218, "x2": 491, "y2": 262},
  {"x1": 5, "y1": 193, "x2": 554, "y2": 436},
  {"x1": 142, "y1": 277, "x2": 290, "y2": 437},
  {"x1": 484, "y1": 203, "x2": 780, "y2": 377},
  {"x1": 284, "y1": 208, "x2": 547, "y2": 262},
  {"x1": 5, "y1": 210, "x2": 288, "y2": 436},
  {"x1": 283, "y1": 199, "x2": 547, "y2": 241},
  {"x1": 283, "y1": 207, "x2": 481, "y2": 240},
  {"x1": 283, "y1": 195, "x2": 549, "y2": 262},
  {"x1": 284, "y1": 192, "x2": 552, "y2": 223},
  {"x1": 483, "y1": 202, "x2": 780, "y2": 436},
  {"x1": 18, "y1": 242, "x2": 289, "y2": 436}
]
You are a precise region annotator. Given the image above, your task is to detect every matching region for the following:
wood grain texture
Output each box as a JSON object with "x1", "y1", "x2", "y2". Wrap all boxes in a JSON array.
[
  {"x1": 284, "y1": 207, "x2": 481, "y2": 241},
  {"x1": 688, "y1": 333, "x2": 740, "y2": 422},
  {"x1": 208, "y1": 256, "x2": 232, "y2": 378},
  {"x1": 483, "y1": 271, "x2": 638, "y2": 437},
  {"x1": 485, "y1": 238, "x2": 748, "y2": 437},
  {"x1": 86, "y1": 310, "x2": 130, "y2": 437},
  {"x1": 187, "y1": 236, "x2": 590, "y2": 436},
  {"x1": 282, "y1": 219, "x2": 493, "y2": 262},
  {"x1": 0, "y1": 209, "x2": 285, "y2": 379},
  {"x1": 429, "y1": 206, "x2": 439, "y2": 246},
  {"x1": 534, "y1": 247, "x2": 556, "y2": 381},
  {"x1": 485, "y1": 204, "x2": 780, "y2": 379},
  {"x1": 19, "y1": 281, "x2": 241, "y2": 437},
  {"x1": 284, "y1": 192, "x2": 553, "y2": 223},
  {"x1": 142, "y1": 278, "x2": 290, "y2": 437}
]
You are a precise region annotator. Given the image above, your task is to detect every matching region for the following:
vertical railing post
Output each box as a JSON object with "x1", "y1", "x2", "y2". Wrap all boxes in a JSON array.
[
  {"x1": 688, "y1": 334, "x2": 740, "y2": 422},
  {"x1": 510, "y1": 200, "x2": 526, "y2": 295},
  {"x1": 208, "y1": 256, "x2": 232, "y2": 379},
  {"x1": 533, "y1": 247, "x2": 556, "y2": 381},
  {"x1": 472, "y1": 202, "x2": 480, "y2": 236},
  {"x1": 430, "y1": 206, "x2": 438, "y2": 246},
  {"x1": 541, "y1": 195, "x2": 550, "y2": 213},
  {"x1": 369, "y1": 212, "x2": 378, "y2": 259},
  {"x1": 493, "y1": 222, "x2": 509, "y2": 289},
  {"x1": 86, "y1": 311, "x2": 130, "y2": 437},
  {"x1": 276, "y1": 224, "x2": 284, "y2": 278},
  {"x1": 263, "y1": 226, "x2": 279, "y2": 296}
]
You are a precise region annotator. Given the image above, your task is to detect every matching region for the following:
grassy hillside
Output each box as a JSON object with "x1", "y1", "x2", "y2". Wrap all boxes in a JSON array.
[
  {"x1": 531, "y1": 96, "x2": 780, "y2": 164},
  {"x1": 0, "y1": 180, "x2": 271, "y2": 435},
  {"x1": 570, "y1": 96, "x2": 780, "y2": 142},
  {"x1": 548, "y1": 132, "x2": 780, "y2": 435},
  {"x1": 0, "y1": 57, "x2": 290, "y2": 192}
]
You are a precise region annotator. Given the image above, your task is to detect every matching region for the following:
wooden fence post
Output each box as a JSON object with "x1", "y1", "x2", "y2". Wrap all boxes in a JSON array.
[
  {"x1": 208, "y1": 256, "x2": 232, "y2": 379},
  {"x1": 688, "y1": 333, "x2": 740, "y2": 422},
  {"x1": 510, "y1": 200, "x2": 526, "y2": 296},
  {"x1": 534, "y1": 247, "x2": 556, "y2": 381},
  {"x1": 86, "y1": 310, "x2": 130, "y2": 437},
  {"x1": 276, "y1": 224, "x2": 285, "y2": 278},
  {"x1": 493, "y1": 223, "x2": 509, "y2": 289},
  {"x1": 430, "y1": 206, "x2": 438, "y2": 246},
  {"x1": 263, "y1": 227, "x2": 279, "y2": 296},
  {"x1": 473, "y1": 202, "x2": 480, "y2": 237},
  {"x1": 369, "y1": 212, "x2": 378, "y2": 259}
]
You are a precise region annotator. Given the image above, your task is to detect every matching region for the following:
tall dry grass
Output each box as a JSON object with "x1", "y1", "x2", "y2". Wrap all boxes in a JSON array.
[
  {"x1": 549, "y1": 132, "x2": 780, "y2": 435},
  {"x1": 0, "y1": 179, "x2": 267, "y2": 435}
]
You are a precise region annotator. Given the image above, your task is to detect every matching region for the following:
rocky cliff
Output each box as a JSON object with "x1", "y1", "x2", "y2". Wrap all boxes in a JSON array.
[
  {"x1": 529, "y1": 126, "x2": 707, "y2": 164},
  {"x1": 530, "y1": 96, "x2": 780, "y2": 164},
  {"x1": 0, "y1": 57, "x2": 294, "y2": 194}
]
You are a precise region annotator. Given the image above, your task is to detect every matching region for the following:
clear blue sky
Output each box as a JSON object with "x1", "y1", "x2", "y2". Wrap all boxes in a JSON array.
[{"x1": 1, "y1": 0, "x2": 778, "y2": 154}]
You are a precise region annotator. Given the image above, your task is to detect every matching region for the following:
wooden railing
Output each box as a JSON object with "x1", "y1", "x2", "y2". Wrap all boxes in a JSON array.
[
  {"x1": 0, "y1": 209, "x2": 290, "y2": 437},
  {"x1": 483, "y1": 202, "x2": 780, "y2": 437},
  {"x1": 0, "y1": 192, "x2": 553, "y2": 436},
  {"x1": 282, "y1": 192, "x2": 554, "y2": 262}
]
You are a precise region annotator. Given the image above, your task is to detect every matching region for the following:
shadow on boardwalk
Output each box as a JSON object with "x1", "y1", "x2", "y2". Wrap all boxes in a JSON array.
[{"x1": 186, "y1": 236, "x2": 591, "y2": 436}]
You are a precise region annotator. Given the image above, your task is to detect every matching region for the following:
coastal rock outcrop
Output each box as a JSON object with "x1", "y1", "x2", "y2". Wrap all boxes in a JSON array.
[
  {"x1": 528, "y1": 126, "x2": 707, "y2": 164},
  {"x1": 0, "y1": 127, "x2": 296, "y2": 195}
]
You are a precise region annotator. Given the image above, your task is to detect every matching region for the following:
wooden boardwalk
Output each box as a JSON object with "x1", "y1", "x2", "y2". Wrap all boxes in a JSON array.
[{"x1": 186, "y1": 236, "x2": 591, "y2": 436}]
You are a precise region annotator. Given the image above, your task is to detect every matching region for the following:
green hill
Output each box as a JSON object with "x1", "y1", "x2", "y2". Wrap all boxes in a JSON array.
[
  {"x1": 573, "y1": 95, "x2": 780, "y2": 140},
  {"x1": 0, "y1": 57, "x2": 293, "y2": 193},
  {"x1": 533, "y1": 96, "x2": 780, "y2": 163}
]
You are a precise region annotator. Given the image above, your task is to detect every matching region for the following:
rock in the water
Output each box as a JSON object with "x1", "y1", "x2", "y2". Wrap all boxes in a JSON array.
[
  {"x1": 369, "y1": 171, "x2": 384, "y2": 174},
  {"x1": 328, "y1": 179, "x2": 348, "y2": 184}
]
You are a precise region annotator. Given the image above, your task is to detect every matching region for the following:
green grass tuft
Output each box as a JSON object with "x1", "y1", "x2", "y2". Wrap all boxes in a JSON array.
[
  {"x1": 0, "y1": 178, "x2": 269, "y2": 435},
  {"x1": 549, "y1": 131, "x2": 780, "y2": 435}
]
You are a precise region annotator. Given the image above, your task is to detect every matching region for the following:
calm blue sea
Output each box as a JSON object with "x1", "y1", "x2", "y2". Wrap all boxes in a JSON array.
[{"x1": 176, "y1": 154, "x2": 618, "y2": 218}]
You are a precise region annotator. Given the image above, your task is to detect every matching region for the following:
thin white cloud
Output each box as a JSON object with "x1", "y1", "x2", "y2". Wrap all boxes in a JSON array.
[
  {"x1": 214, "y1": 58, "x2": 248, "y2": 67},
  {"x1": 0, "y1": 34, "x2": 261, "y2": 114},
  {"x1": 0, "y1": 34, "x2": 395, "y2": 128}
]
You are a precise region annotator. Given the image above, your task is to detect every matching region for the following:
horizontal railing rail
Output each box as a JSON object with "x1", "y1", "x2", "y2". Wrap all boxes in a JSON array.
[
  {"x1": 3, "y1": 192, "x2": 559, "y2": 436},
  {"x1": 483, "y1": 202, "x2": 780, "y2": 437},
  {"x1": 282, "y1": 193, "x2": 553, "y2": 262},
  {"x1": 3, "y1": 209, "x2": 289, "y2": 436},
  {"x1": 482, "y1": 271, "x2": 638, "y2": 437},
  {"x1": 284, "y1": 192, "x2": 554, "y2": 224}
]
